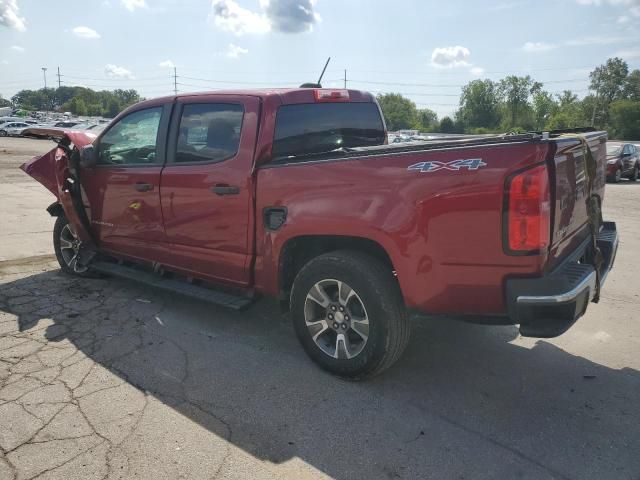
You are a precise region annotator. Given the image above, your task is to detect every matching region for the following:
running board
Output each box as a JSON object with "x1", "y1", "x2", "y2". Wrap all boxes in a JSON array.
[{"x1": 90, "y1": 261, "x2": 254, "y2": 310}]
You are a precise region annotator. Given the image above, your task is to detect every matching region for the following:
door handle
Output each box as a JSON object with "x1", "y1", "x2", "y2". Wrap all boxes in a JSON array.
[
  {"x1": 134, "y1": 182, "x2": 154, "y2": 192},
  {"x1": 210, "y1": 184, "x2": 240, "y2": 196}
]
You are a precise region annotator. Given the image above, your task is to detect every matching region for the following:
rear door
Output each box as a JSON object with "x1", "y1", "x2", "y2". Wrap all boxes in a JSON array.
[
  {"x1": 80, "y1": 104, "x2": 171, "y2": 261},
  {"x1": 159, "y1": 95, "x2": 260, "y2": 286}
]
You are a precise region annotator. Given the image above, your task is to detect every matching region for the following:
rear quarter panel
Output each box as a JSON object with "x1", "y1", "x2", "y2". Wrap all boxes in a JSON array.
[{"x1": 255, "y1": 141, "x2": 552, "y2": 315}]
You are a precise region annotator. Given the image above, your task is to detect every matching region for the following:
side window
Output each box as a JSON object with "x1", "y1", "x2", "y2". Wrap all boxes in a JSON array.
[
  {"x1": 98, "y1": 107, "x2": 163, "y2": 165},
  {"x1": 175, "y1": 103, "x2": 243, "y2": 163},
  {"x1": 623, "y1": 145, "x2": 631, "y2": 155}
]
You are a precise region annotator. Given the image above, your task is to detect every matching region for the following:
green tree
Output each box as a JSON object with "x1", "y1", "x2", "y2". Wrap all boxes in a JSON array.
[
  {"x1": 624, "y1": 69, "x2": 640, "y2": 101},
  {"x1": 498, "y1": 76, "x2": 539, "y2": 129},
  {"x1": 415, "y1": 108, "x2": 438, "y2": 131},
  {"x1": 68, "y1": 97, "x2": 88, "y2": 116},
  {"x1": 439, "y1": 116, "x2": 456, "y2": 133},
  {"x1": 609, "y1": 100, "x2": 640, "y2": 139},
  {"x1": 376, "y1": 93, "x2": 418, "y2": 131},
  {"x1": 458, "y1": 79, "x2": 501, "y2": 129},
  {"x1": 532, "y1": 90, "x2": 557, "y2": 130},
  {"x1": 0, "y1": 96, "x2": 11, "y2": 108},
  {"x1": 589, "y1": 57, "x2": 629, "y2": 126}
]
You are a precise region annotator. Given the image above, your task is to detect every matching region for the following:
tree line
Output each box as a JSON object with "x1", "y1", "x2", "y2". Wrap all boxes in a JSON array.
[
  {"x1": 7, "y1": 86, "x2": 143, "y2": 118},
  {"x1": 377, "y1": 57, "x2": 640, "y2": 139}
]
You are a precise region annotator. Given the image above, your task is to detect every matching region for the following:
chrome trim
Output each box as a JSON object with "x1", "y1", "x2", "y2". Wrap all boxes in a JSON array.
[{"x1": 516, "y1": 270, "x2": 597, "y2": 305}]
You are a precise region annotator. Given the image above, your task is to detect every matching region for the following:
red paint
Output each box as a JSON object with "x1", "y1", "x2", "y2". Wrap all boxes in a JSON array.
[{"x1": 20, "y1": 89, "x2": 609, "y2": 318}]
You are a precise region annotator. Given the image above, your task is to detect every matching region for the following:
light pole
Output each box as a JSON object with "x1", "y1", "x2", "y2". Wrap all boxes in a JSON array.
[{"x1": 41, "y1": 67, "x2": 48, "y2": 89}]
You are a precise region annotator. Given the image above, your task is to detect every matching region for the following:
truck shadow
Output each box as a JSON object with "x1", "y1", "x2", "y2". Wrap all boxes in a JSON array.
[{"x1": 2, "y1": 269, "x2": 639, "y2": 479}]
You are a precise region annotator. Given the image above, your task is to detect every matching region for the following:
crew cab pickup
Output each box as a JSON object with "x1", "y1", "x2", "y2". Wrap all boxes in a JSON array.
[{"x1": 21, "y1": 88, "x2": 618, "y2": 378}]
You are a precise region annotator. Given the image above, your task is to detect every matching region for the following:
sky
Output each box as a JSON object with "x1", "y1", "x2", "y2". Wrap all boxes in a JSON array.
[{"x1": 1, "y1": 0, "x2": 640, "y2": 118}]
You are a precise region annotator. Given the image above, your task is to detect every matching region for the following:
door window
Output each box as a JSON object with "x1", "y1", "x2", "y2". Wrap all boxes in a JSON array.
[
  {"x1": 175, "y1": 103, "x2": 244, "y2": 163},
  {"x1": 98, "y1": 107, "x2": 163, "y2": 165}
]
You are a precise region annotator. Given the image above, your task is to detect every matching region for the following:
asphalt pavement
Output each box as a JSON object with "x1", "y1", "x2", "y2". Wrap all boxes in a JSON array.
[{"x1": 0, "y1": 137, "x2": 639, "y2": 480}]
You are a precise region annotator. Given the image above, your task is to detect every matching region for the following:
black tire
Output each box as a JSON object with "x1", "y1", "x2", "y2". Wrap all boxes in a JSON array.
[
  {"x1": 614, "y1": 168, "x2": 622, "y2": 183},
  {"x1": 629, "y1": 165, "x2": 639, "y2": 182},
  {"x1": 53, "y1": 215, "x2": 97, "y2": 277},
  {"x1": 0, "y1": 130, "x2": 7, "y2": 137},
  {"x1": 290, "y1": 250, "x2": 410, "y2": 379}
]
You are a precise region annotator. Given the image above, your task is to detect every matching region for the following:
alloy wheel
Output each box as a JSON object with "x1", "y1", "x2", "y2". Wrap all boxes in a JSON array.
[
  {"x1": 303, "y1": 279, "x2": 369, "y2": 359},
  {"x1": 59, "y1": 224, "x2": 88, "y2": 273}
]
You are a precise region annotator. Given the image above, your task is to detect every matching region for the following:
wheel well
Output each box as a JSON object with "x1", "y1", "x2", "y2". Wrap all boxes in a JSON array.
[
  {"x1": 46, "y1": 202, "x2": 64, "y2": 217},
  {"x1": 278, "y1": 235, "x2": 395, "y2": 307}
]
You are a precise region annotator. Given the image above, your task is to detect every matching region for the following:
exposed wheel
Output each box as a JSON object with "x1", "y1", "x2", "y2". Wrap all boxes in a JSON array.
[
  {"x1": 614, "y1": 168, "x2": 622, "y2": 183},
  {"x1": 629, "y1": 165, "x2": 639, "y2": 182},
  {"x1": 290, "y1": 250, "x2": 410, "y2": 379},
  {"x1": 53, "y1": 215, "x2": 95, "y2": 277},
  {"x1": 0, "y1": 130, "x2": 7, "y2": 137}
]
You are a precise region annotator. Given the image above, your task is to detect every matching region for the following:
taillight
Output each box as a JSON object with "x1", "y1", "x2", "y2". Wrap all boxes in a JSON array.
[
  {"x1": 504, "y1": 164, "x2": 551, "y2": 254},
  {"x1": 314, "y1": 89, "x2": 350, "y2": 102}
]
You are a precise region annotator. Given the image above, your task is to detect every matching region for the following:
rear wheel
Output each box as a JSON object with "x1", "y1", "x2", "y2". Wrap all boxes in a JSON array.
[
  {"x1": 53, "y1": 215, "x2": 95, "y2": 277},
  {"x1": 290, "y1": 250, "x2": 410, "y2": 379},
  {"x1": 0, "y1": 130, "x2": 7, "y2": 137}
]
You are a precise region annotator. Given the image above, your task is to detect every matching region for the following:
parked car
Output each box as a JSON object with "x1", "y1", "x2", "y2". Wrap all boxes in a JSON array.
[
  {"x1": 53, "y1": 121, "x2": 81, "y2": 128},
  {"x1": 0, "y1": 122, "x2": 32, "y2": 137},
  {"x1": 606, "y1": 142, "x2": 639, "y2": 182},
  {"x1": 21, "y1": 88, "x2": 618, "y2": 378}
]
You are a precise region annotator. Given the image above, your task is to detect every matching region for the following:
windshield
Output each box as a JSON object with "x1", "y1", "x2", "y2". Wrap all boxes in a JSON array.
[{"x1": 607, "y1": 144, "x2": 622, "y2": 155}]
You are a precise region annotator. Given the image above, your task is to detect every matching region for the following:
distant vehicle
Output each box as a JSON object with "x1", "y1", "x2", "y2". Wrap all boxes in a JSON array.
[
  {"x1": 0, "y1": 122, "x2": 31, "y2": 137},
  {"x1": 606, "y1": 143, "x2": 639, "y2": 182},
  {"x1": 53, "y1": 121, "x2": 81, "y2": 128}
]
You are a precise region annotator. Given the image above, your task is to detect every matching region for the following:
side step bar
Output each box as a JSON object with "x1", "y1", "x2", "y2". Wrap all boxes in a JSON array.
[{"x1": 90, "y1": 261, "x2": 254, "y2": 310}]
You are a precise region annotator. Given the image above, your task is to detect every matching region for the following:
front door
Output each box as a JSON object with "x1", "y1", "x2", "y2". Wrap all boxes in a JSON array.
[
  {"x1": 81, "y1": 104, "x2": 171, "y2": 262},
  {"x1": 159, "y1": 96, "x2": 260, "y2": 286}
]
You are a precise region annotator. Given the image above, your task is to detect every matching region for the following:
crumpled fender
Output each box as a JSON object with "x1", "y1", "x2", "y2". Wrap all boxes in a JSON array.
[{"x1": 20, "y1": 130, "x2": 97, "y2": 244}]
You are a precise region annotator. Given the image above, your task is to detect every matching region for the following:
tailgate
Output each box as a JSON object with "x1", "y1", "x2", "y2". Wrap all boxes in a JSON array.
[{"x1": 547, "y1": 131, "x2": 607, "y2": 270}]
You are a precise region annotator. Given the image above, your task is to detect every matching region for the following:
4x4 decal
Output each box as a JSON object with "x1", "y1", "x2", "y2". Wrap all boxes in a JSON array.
[{"x1": 408, "y1": 158, "x2": 487, "y2": 173}]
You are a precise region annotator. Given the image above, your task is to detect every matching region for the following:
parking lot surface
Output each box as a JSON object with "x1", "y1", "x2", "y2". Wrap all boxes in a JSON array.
[{"x1": 1, "y1": 137, "x2": 639, "y2": 480}]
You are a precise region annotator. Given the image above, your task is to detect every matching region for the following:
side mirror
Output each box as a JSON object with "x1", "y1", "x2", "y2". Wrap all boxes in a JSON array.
[{"x1": 79, "y1": 145, "x2": 98, "y2": 168}]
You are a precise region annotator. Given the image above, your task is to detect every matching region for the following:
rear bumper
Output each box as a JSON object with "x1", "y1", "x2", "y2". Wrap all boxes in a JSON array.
[{"x1": 505, "y1": 222, "x2": 618, "y2": 338}]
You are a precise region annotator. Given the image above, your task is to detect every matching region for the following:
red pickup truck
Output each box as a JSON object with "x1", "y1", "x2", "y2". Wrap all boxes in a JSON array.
[{"x1": 21, "y1": 88, "x2": 618, "y2": 378}]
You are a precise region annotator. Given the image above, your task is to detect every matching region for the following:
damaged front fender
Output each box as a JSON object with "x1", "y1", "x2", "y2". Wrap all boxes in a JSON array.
[{"x1": 20, "y1": 130, "x2": 97, "y2": 245}]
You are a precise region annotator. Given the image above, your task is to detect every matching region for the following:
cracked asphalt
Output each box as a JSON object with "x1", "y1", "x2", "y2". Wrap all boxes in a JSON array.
[{"x1": 1, "y1": 137, "x2": 639, "y2": 480}]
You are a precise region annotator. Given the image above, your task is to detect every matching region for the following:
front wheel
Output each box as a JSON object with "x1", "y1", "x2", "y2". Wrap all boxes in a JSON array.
[
  {"x1": 53, "y1": 215, "x2": 95, "y2": 277},
  {"x1": 0, "y1": 130, "x2": 7, "y2": 137},
  {"x1": 290, "y1": 250, "x2": 410, "y2": 379},
  {"x1": 629, "y1": 165, "x2": 639, "y2": 182},
  {"x1": 614, "y1": 168, "x2": 622, "y2": 183}
]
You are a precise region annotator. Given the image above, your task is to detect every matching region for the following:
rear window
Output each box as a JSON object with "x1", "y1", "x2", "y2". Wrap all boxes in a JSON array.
[{"x1": 272, "y1": 102, "x2": 385, "y2": 160}]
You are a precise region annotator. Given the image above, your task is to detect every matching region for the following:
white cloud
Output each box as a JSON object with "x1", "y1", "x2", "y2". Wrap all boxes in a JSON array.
[
  {"x1": 210, "y1": 0, "x2": 270, "y2": 35},
  {"x1": 72, "y1": 26, "x2": 101, "y2": 39},
  {"x1": 565, "y1": 35, "x2": 627, "y2": 46},
  {"x1": 210, "y1": 0, "x2": 319, "y2": 35},
  {"x1": 522, "y1": 41, "x2": 557, "y2": 52},
  {"x1": 260, "y1": 0, "x2": 320, "y2": 33},
  {"x1": 470, "y1": 67, "x2": 485, "y2": 77},
  {"x1": 575, "y1": 0, "x2": 640, "y2": 16},
  {"x1": 0, "y1": 0, "x2": 26, "y2": 31},
  {"x1": 10, "y1": 45, "x2": 24, "y2": 52},
  {"x1": 617, "y1": 14, "x2": 630, "y2": 21},
  {"x1": 158, "y1": 60, "x2": 175, "y2": 68},
  {"x1": 226, "y1": 43, "x2": 249, "y2": 58},
  {"x1": 121, "y1": 0, "x2": 146, "y2": 11},
  {"x1": 614, "y1": 48, "x2": 640, "y2": 60},
  {"x1": 430, "y1": 46, "x2": 471, "y2": 68},
  {"x1": 105, "y1": 64, "x2": 134, "y2": 79},
  {"x1": 1, "y1": 59, "x2": 8, "y2": 65}
]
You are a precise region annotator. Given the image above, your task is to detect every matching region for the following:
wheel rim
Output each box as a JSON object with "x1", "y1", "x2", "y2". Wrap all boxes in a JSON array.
[
  {"x1": 616, "y1": 169, "x2": 621, "y2": 181},
  {"x1": 303, "y1": 279, "x2": 369, "y2": 360},
  {"x1": 59, "y1": 224, "x2": 88, "y2": 273}
]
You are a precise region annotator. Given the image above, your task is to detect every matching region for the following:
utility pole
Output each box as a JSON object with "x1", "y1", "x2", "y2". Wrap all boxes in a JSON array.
[
  {"x1": 173, "y1": 66, "x2": 178, "y2": 95},
  {"x1": 344, "y1": 69, "x2": 347, "y2": 89},
  {"x1": 41, "y1": 67, "x2": 48, "y2": 89},
  {"x1": 57, "y1": 67, "x2": 61, "y2": 89}
]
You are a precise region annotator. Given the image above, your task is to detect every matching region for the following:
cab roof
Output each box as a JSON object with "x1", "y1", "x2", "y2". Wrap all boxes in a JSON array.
[{"x1": 134, "y1": 88, "x2": 376, "y2": 108}]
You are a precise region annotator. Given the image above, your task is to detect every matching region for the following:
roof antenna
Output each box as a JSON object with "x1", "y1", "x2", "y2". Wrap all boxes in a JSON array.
[{"x1": 300, "y1": 57, "x2": 331, "y2": 88}]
